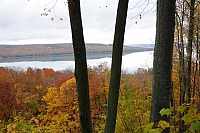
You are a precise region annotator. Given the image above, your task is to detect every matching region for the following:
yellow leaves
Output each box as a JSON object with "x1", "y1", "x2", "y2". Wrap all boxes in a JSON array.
[
  {"x1": 7, "y1": 123, "x2": 16, "y2": 133},
  {"x1": 75, "y1": 122, "x2": 80, "y2": 128},
  {"x1": 158, "y1": 120, "x2": 170, "y2": 130},
  {"x1": 35, "y1": 85, "x2": 42, "y2": 91},
  {"x1": 40, "y1": 78, "x2": 80, "y2": 132},
  {"x1": 42, "y1": 87, "x2": 62, "y2": 115},
  {"x1": 60, "y1": 78, "x2": 76, "y2": 93},
  {"x1": 3, "y1": 115, "x2": 40, "y2": 133},
  {"x1": 68, "y1": 121, "x2": 75, "y2": 127},
  {"x1": 30, "y1": 117, "x2": 39, "y2": 125},
  {"x1": 60, "y1": 78, "x2": 77, "y2": 101},
  {"x1": 116, "y1": 88, "x2": 151, "y2": 132},
  {"x1": 43, "y1": 87, "x2": 59, "y2": 104},
  {"x1": 43, "y1": 78, "x2": 77, "y2": 113},
  {"x1": 144, "y1": 121, "x2": 169, "y2": 133},
  {"x1": 38, "y1": 111, "x2": 80, "y2": 132}
]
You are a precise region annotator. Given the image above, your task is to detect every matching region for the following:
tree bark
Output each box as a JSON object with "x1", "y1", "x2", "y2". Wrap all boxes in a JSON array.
[
  {"x1": 186, "y1": 0, "x2": 195, "y2": 104},
  {"x1": 104, "y1": 0, "x2": 129, "y2": 133},
  {"x1": 150, "y1": 0, "x2": 176, "y2": 132},
  {"x1": 68, "y1": 0, "x2": 93, "y2": 133},
  {"x1": 176, "y1": 2, "x2": 186, "y2": 132}
]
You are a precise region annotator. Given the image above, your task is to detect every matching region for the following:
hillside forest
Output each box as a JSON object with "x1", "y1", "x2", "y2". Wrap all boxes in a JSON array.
[
  {"x1": 0, "y1": 0, "x2": 200, "y2": 132},
  {"x1": 0, "y1": 44, "x2": 152, "y2": 62}
]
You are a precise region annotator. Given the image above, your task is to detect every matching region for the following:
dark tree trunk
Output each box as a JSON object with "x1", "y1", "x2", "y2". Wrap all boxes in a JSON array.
[
  {"x1": 67, "y1": 0, "x2": 92, "y2": 133},
  {"x1": 104, "y1": 0, "x2": 129, "y2": 132},
  {"x1": 186, "y1": 0, "x2": 195, "y2": 104},
  {"x1": 150, "y1": 0, "x2": 176, "y2": 132},
  {"x1": 197, "y1": 16, "x2": 200, "y2": 113},
  {"x1": 176, "y1": 2, "x2": 186, "y2": 132}
]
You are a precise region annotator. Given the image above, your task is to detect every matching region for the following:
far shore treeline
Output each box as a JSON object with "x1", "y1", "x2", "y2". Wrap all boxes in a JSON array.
[{"x1": 0, "y1": 43, "x2": 153, "y2": 62}]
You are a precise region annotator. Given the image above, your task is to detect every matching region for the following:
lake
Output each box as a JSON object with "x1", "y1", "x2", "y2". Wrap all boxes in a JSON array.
[{"x1": 0, "y1": 51, "x2": 153, "y2": 73}]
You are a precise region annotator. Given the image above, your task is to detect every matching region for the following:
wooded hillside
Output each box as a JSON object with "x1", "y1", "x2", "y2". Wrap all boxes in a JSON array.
[{"x1": 0, "y1": 43, "x2": 153, "y2": 62}]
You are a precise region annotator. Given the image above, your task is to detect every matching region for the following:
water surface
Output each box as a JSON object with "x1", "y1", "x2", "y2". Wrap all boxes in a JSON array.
[{"x1": 0, "y1": 51, "x2": 153, "y2": 73}]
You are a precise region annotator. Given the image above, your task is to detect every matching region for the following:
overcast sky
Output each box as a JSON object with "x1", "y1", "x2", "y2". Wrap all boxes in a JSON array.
[{"x1": 0, "y1": 0, "x2": 156, "y2": 45}]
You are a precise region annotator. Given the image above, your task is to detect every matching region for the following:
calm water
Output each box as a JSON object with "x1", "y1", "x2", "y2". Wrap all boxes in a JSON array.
[{"x1": 0, "y1": 51, "x2": 153, "y2": 73}]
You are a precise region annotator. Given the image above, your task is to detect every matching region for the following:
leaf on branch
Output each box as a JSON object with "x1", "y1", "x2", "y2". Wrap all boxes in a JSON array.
[
  {"x1": 158, "y1": 120, "x2": 170, "y2": 129},
  {"x1": 51, "y1": 17, "x2": 54, "y2": 21},
  {"x1": 41, "y1": 13, "x2": 48, "y2": 16},
  {"x1": 60, "y1": 18, "x2": 63, "y2": 21},
  {"x1": 177, "y1": 105, "x2": 186, "y2": 113},
  {"x1": 189, "y1": 121, "x2": 200, "y2": 131},
  {"x1": 144, "y1": 122, "x2": 154, "y2": 133},
  {"x1": 181, "y1": 113, "x2": 193, "y2": 122},
  {"x1": 159, "y1": 108, "x2": 171, "y2": 117}
]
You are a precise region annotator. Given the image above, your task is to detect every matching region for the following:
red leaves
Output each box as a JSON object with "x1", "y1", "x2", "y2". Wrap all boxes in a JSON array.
[{"x1": 0, "y1": 79, "x2": 17, "y2": 121}]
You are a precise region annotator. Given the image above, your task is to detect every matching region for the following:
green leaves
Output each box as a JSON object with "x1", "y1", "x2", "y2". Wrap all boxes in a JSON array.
[
  {"x1": 189, "y1": 121, "x2": 200, "y2": 131},
  {"x1": 181, "y1": 113, "x2": 193, "y2": 122},
  {"x1": 144, "y1": 122, "x2": 154, "y2": 133},
  {"x1": 159, "y1": 108, "x2": 171, "y2": 117},
  {"x1": 177, "y1": 105, "x2": 186, "y2": 113}
]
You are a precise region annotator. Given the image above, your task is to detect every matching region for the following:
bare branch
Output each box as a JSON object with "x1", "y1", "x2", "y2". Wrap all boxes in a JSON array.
[
  {"x1": 128, "y1": 0, "x2": 156, "y2": 23},
  {"x1": 41, "y1": 0, "x2": 63, "y2": 21}
]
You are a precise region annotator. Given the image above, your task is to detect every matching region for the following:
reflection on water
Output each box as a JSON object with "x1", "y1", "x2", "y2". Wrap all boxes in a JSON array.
[{"x1": 0, "y1": 51, "x2": 153, "y2": 73}]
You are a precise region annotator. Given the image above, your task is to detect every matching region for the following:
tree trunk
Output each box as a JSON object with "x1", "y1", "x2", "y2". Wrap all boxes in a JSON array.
[
  {"x1": 186, "y1": 0, "x2": 195, "y2": 104},
  {"x1": 104, "y1": 0, "x2": 129, "y2": 132},
  {"x1": 176, "y1": 2, "x2": 186, "y2": 132},
  {"x1": 150, "y1": 0, "x2": 175, "y2": 132},
  {"x1": 196, "y1": 7, "x2": 200, "y2": 112},
  {"x1": 67, "y1": 0, "x2": 93, "y2": 133}
]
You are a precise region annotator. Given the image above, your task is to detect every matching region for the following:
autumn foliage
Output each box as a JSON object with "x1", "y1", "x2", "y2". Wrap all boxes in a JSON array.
[{"x1": 0, "y1": 58, "x2": 199, "y2": 132}]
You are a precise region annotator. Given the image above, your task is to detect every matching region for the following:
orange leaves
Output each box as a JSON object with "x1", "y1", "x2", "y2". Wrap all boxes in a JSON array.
[{"x1": 0, "y1": 67, "x2": 74, "y2": 122}]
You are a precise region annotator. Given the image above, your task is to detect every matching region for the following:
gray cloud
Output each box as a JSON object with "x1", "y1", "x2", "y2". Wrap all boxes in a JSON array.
[{"x1": 0, "y1": 0, "x2": 156, "y2": 44}]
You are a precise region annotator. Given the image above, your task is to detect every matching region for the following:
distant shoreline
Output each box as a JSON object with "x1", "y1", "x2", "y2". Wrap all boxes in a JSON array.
[{"x1": 0, "y1": 43, "x2": 154, "y2": 63}]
